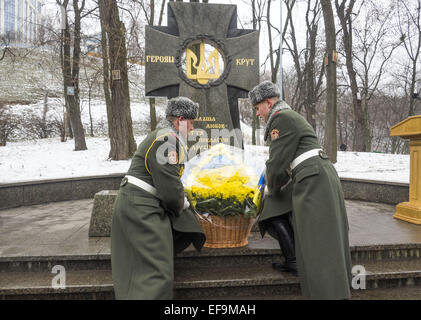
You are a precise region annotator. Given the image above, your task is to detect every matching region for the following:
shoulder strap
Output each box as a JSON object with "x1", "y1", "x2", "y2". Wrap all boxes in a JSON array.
[{"x1": 144, "y1": 132, "x2": 186, "y2": 175}]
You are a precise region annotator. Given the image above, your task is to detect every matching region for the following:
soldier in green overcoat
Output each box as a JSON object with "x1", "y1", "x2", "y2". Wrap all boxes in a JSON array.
[
  {"x1": 111, "y1": 97, "x2": 205, "y2": 300},
  {"x1": 249, "y1": 81, "x2": 352, "y2": 300}
]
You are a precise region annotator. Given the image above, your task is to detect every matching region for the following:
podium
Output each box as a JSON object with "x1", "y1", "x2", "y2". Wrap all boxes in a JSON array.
[{"x1": 390, "y1": 115, "x2": 421, "y2": 224}]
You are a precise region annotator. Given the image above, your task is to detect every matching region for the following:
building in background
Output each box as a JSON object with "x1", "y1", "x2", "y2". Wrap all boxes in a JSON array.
[{"x1": 0, "y1": 0, "x2": 43, "y2": 44}]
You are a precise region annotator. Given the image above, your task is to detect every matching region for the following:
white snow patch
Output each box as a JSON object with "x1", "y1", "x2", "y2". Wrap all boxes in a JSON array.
[{"x1": 0, "y1": 137, "x2": 410, "y2": 184}]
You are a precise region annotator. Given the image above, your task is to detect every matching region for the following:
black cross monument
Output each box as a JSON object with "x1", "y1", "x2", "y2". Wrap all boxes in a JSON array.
[{"x1": 145, "y1": 2, "x2": 259, "y2": 151}]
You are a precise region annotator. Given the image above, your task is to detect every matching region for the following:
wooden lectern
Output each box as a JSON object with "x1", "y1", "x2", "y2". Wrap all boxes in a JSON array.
[{"x1": 390, "y1": 115, "x2": 421, "y2": 224}]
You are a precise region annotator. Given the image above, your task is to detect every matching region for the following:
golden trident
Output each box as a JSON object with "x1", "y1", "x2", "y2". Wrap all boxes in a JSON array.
[{"x1": 186, "y1": 40, "x2": 221, "y2": 85}]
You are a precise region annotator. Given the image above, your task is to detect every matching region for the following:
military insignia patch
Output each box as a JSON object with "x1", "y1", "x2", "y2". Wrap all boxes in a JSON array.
[
  {"x1": 270, "y1": 129, "x2": 279, "y2": 140},
  {"x1": 168, "y1": 151, "x2": 178, "y2": 164}
]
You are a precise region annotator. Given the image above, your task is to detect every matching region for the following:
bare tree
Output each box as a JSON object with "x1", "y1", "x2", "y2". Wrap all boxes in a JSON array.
[
  {"x1": 251, "y1": 0, "x2": 266, "y2": 145},
  {"x1": 267, "y1": 0, "x2": 281, "y2": 84},
  {"x1": 336, "y1": 0, "x2": 400, "y2": 152},
  {"x1": 355, "y1": 3, "x2": 400, "y2": 151},
  {"x1": 81, "y1": 55, "x2": 103, "y2": 137},
  {"x1": 0, "y1": 103, "x2": 18, "y2": 146},
  {"x1": 321, "y1": 0, "x2": 338, "y2": 162},
  {"x1": 0, "y1": 35, "x2": 15, "y2": 62},
  {"x1": 283, "y1": 0, "x2": 325, "y2": 130},
  {"x1": 98, "y1": 0, "x2": 137, "y2": 160},
  {"x1": 57, "y1": 0, "x2": 88, "y2": 151},
  {"x1": 335, "y1": 0, "x2": 366, "y2": 151},
  {"x1": 138, "y1": 0, "x2": 167, "y2": 131},
  {"x1": 96, "y1": 0, "x2": 113, "y2": 140},
  {"x1": 397, "y1": 0, "x2": 421, "y2": 117}
]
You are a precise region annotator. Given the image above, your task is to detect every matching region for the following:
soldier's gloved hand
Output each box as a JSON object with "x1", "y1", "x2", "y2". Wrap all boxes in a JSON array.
[{"x1": 183, "y1": 196, "x2": 190, "y2": 210}]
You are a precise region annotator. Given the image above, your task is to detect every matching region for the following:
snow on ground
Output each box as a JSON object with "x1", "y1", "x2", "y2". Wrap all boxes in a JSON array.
[
  {"x1": 0, "y1": 136, "x2": 410, "y2": 184},
  {"x1": 0, "y1": 97, "x2": 410, "y2": 185},
  {"x1": 334, "y1": 152, "x2": 409, "y2": 184},
  {"x1": 0, "y1": 136, "x2": 145, "y2": 184}
]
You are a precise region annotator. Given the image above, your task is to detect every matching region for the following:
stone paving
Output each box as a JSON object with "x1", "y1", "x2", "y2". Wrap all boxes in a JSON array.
[{"x1": 1, "y1": 198, "x2": 421, "y2": 259}]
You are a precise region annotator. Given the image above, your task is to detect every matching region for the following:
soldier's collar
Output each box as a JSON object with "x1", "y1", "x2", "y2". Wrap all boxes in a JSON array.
[
  {"x1": 157, "y1": 119, "x2": 177, "y2": 132},
  {"x1": 156, "y1": 119, "x2": 188, "y2": 155},
  {"x1": 264, "y1": 100, "x2": 292, "y2": 142}
]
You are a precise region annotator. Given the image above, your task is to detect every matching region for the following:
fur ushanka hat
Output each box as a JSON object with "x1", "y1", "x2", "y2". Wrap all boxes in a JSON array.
[
  {"x1": 248, "y1": 80, "x2": 280, "y2": 106},
  {"x1": 166, "y1": 97, "x2": 199, "y2": 119}
]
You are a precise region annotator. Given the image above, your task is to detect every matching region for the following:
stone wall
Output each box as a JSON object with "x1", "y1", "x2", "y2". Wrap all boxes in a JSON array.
[
  {"x1": 0, "y1": 175, "x2": 123, "y2": 210},
  {"x1": 0, "y1": 174, "x2": 409, "y2": 211}
]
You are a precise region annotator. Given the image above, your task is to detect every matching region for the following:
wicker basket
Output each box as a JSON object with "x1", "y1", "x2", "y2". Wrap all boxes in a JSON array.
[{"x1": 195, "y1": 214, "x2": 255, "y2": 248}]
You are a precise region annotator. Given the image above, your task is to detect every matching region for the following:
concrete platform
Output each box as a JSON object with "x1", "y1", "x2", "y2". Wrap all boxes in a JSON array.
[
  {"x1": 1, "y1": 199, "x2": 421, "y2": 300},
  {"x1": 1, "y1": 199, "x2": 421, "y2": 259}
]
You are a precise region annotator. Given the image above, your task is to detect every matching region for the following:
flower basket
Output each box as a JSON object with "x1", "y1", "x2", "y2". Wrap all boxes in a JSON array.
[
  {"x1": 182, "y1": 144, "x2": 265, "y2": 248},
  {"x1": 196, "y1": 214, "x2": 255, "y2": 248}
]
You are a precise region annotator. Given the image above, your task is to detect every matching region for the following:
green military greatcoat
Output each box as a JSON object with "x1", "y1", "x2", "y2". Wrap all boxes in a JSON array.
[
  {"x1": 256, "y1": 102, "x2": 293, "y2": 238},
  {"x1": 111, "y1": 125, "x2": 205, "y2": 300},
  {"x1": 257, "y1": 178, "x2": 293, "y2": 238},
  {"x1": 264, "y1": 101, "x2": 352, "y2": 300}
]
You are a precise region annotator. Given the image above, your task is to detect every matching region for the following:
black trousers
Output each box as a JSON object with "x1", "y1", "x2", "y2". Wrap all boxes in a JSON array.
[{"x1": 265, "y1": 212, "x2": 297, "y2": 271}]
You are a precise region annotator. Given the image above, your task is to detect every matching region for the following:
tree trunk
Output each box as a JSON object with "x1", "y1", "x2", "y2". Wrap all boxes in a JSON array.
[
  {"x1": 305, "y1": 103, "x2": 317, "y2": 131},
  {"x1": 59, "y1": 0, "x2": 86, "y2": 150},
  {"x1": 158, "y1": 0, "x2": 166, "y2": 26},
  {"x1": 252, "y1": 0, "x2": 257, "y2": 146},
  {"x1": 42, "y1": 92, "x2": 48, "y2": 134},
  {"x1": 409, "y1": 59, "x2": 417, "y2": 117},
  {"x1": 58, "y1": 9, "x2": 73, "y2": 139},
  {"x1": 321, "y1": 0, "x2": 337, "y2": 162},
  {"x1": 149, "y1": 1, "x2": 157, "y2": 131},
  {"x1": 89, "y1": 88, "x2": 93, "y2": 137},
  {"x1": 149, "y1": 98, "x2": 157, "y2": 131},
  {"x1": 336, "y1": 0, "x2": 367, "y2": 152},
  {"x1": 68, "y1": 0, "x2": 87, "y2": 150},
  {"x1": 267, "y1": 0, "x2": 278, "y2": 83},
  {"x1": 337, "y1": 112, "x2": 343, "y2": 146},
  {"x1": 98, "y1": 1, "x2": 113, "y2": 139},
  {"x1": 99, "y1": 0, "x2": 137, "y2": 160}
]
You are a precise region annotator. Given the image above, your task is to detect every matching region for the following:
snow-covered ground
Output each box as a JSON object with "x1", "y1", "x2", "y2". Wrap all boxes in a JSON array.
[
  {"x1": 0, "y1": 98, "x2": 410, "y2": 185},
  {"x1": 0, "y1": 135, "x2": 410, "y2": 185}
]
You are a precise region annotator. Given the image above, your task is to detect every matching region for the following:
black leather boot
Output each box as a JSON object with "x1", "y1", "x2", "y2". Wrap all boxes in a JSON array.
[{"x1": 266, "y1": 213, "x2": 298, "y2": 276}]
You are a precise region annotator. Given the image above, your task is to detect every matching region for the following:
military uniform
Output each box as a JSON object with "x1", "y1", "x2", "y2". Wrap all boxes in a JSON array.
[
  {"x1": 249, "y1": 81, "x2": 352, "y2": 299},
  {"x1": 111, "y1": 99, "x2": 205, "y2": 300},
  {"x1": 257, "y1": 183, "x2": 292, "y2": 238},
  {"x1": 256, "y1": 101, "x2": 294, "y2": 238},
  {"x1": 265, "y1": 102, "x2": 352, "y2": 300},
  {"x1": 250, "y1": 84, "x2": 297, "y2": 275}
]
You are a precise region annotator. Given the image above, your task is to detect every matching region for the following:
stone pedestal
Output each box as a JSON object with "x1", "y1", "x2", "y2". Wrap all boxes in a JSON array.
[
  {"x1": 88, "y1": 190, "x2": 118, "y2": 237},
  {"x1": 390, "y1": 116, "x2": 421, "y2": 224}
]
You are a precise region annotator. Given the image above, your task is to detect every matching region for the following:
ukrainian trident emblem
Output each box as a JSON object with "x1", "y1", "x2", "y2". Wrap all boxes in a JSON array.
[{"x1": 185, "y1": 40, "x2": 223, "y2": 85}]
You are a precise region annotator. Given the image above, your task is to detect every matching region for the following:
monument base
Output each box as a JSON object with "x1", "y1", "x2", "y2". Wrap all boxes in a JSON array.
[
  {"x1": 89, "y1": 190, "x2": 118, "y2": 237},
  {"x1": 394, "y1": 202, "x2": 421, "y2": 225}
]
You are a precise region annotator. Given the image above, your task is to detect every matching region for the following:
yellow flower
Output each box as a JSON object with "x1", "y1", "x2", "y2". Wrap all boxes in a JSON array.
[{"x1": 183, "y1": 144, "x2": 260, "y2": 216}]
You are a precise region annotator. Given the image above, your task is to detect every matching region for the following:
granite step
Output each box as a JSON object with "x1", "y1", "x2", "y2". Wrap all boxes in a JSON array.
[
  {"x1": 1, "y1": 259, "x2": 421, "y2": 300},
  {"x1": 0, "y1": 244, "x2": 421, "y2": 274},
  {"x1": 0, "y1": 269, "x2": 114, "y2": 300},
  {"x1": 0, "y1": 254, "x2": 111, "y2": 273},
  {"x1": 2, "y1": 240, "x2": 421, "y2": 273},
  {"x1": 0, "y1": 232, "x2": 421, "y2": 274},
  {"x1": 174, "y1": 259, "x2": 421, "y2": 299},
  {"x1": 214, "y1": 285, "x2": 421, "y2": 300}
]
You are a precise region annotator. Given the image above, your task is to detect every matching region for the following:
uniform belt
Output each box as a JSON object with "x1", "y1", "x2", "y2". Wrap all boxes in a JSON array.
[
  {"x1": 290, "y1": 148, "x2": 323, "y2": 170},
  {"x1": 123, "y1": 175, "x2": 158, "y2": 196}
]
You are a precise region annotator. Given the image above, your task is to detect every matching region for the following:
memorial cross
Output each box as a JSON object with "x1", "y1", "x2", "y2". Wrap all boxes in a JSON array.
[{"x1": 145, "y1": 2, "x2": 259, "y2": 152}]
